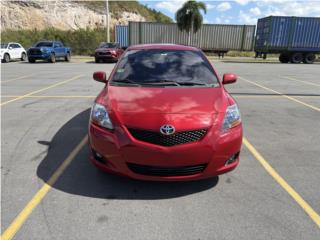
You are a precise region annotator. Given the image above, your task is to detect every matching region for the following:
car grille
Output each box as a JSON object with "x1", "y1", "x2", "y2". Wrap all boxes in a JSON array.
[
  {"x1": 29, "y1": 49, "x2": 42, "y2": 55},
  {"x1": 127, "y1": 163, "x2": 207, "y2": 176},
  {"x1": 98, "y1": 52, "x2": 111, "y2": 56},
  {"x1": 127, "y1": 128, "x2": 207, "y2": 147}
]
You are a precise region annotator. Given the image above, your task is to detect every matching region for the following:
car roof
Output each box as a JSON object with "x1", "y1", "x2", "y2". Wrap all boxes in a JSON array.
[{"x1": 128, "y1": 44, "x2": 200, "y2": 51}]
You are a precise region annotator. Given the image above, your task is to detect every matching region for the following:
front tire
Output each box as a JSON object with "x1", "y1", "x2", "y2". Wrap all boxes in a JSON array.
[
  {"x1": 49, "y1": 54, "x2": 56, "y2": 63},
  {"x1": 2, "y1": 53, "x2": 10, "y2": 63},
  {"x1": 21, "y1": 52, "x2": 27, "y2": 61},
  {"x1": 65, "y1": 52, "x2": 71, "y2": 62},
  {"x1": 303, "y1": 53, "x2": 315, "y2": 64}
]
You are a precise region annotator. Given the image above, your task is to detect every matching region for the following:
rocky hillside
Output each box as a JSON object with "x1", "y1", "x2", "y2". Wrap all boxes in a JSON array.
[{"x1": 1, "y1": 0, "x2": 172, "y2": 31}]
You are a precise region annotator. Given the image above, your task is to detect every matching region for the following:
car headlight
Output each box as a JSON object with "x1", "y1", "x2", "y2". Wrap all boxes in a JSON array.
[
  {"x1": 91, "y1": 103, "x2": 114, "y2": 129},
  {"x1": 221, "y1": 104, "x2": 241, "y2": 131},
  {"x1": 41, "y1": 48, "x2": 48, "y2": 53}
]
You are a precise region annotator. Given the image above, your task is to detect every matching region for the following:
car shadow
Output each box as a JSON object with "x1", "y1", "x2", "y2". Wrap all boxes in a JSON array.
[{"x1": 36, "y1": 109, "x2": 219, "y2": 200}]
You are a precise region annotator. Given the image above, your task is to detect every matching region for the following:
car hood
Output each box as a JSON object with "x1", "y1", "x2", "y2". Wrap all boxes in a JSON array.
[{"x1": 96, "y1": 86, "x2": 228, "y2": 130}]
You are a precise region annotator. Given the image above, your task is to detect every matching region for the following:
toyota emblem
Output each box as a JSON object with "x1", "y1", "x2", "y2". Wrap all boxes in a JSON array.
[{"x1": 160, "y1": 125, "x2": 175, "y2": 135}]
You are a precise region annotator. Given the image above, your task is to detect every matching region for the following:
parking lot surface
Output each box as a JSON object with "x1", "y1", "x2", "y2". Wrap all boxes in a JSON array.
[{"x1": 1, "y1": 60, "x2": 320, "y2": 239}]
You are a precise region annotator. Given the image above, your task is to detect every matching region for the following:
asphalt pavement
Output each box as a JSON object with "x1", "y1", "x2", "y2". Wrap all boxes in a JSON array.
[{"x1": 1, "y1": 59, "x2": 320, "y2": 240}]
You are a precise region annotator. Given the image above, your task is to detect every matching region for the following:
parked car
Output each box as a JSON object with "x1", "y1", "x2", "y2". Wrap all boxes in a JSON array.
[
  {"x1": 27, "y1": 41, "x2": 71, "y2": 63},
  {"x1": 1, "y1": 42, "x2": 27, "y2": 63},
  {"x1": 89, "y1": 44, "x2": 243, "y2": 181},
  {"x1": 95, "y1": 42, "x2": 124, "y2": 63}
]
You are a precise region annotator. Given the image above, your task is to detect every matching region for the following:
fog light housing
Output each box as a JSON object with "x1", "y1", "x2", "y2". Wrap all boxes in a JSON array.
[
  {"x1": 93, "y1": 150, "x2": 106, "y2": 164},
  {"x1": 225, "y1": 152, "x2": 239, "y2": 165}
]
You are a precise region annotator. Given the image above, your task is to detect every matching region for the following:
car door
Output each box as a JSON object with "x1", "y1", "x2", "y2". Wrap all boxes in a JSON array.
[
  {"x1": 13, "y1": 44, "x2": 24, "y2": 58},
  {"x1": 8, "y1": 43, "x2": 18, "y2": 59},
  {"x1": 53, "y1": 42, "x2": 62, "y2": 57}
]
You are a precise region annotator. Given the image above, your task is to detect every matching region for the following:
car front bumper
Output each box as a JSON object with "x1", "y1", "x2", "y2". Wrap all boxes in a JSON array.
[
  {"x1": 27, "y1": 53, "x2": 51, "y2": 60},
  {"x1": 88, "y1": 122, "x2": 242, "y2": 181}
]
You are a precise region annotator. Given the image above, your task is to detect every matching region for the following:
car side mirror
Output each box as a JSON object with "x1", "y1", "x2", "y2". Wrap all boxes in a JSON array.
[
  {"x1": 93, "y1": 71, "x2": 107, "y2": 83},
  {"x1": 223, "y1": 73, "x2": 237, "y2": 84},
  {"x1": 121, "y1": 46, "x2": 127, "y2": 50},
  {"x1": 9, "y1": 47, "x2": 13, "y2": 50}
]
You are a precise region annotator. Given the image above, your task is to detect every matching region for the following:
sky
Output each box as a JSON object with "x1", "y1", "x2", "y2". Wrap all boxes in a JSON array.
[{"x1": 139, "y1": 0, "x2": 320, "y2": 25}]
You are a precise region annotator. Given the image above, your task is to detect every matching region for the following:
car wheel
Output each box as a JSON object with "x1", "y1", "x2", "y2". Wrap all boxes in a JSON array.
[
  {"x1": 95, "y1": 58, "x2": 100, "y2": 63},
  {"x1": 290, "y1": 53, "x2": 303, "y2": 64},
  {"x1": 65, "y1": 52, "x2": 71, "y2": 62},
  {"x1": 279, "y1": 53, "x2": 290, "y2": 63},
  {"x1": 28, "y1": 58, "x2": 35, "y2": 63},
  {"x1": 303, "y1": 53, "x2": 315, "y2": 64},
  {"x1": 3, "y1": 53, "x2": 10, "y2": 63},
  {"x1": 21, "y1": 52, "x2": 27, "y2": 61},
  {"x1": 49, "y1": 54, "x2": 56, "y2": 63}
]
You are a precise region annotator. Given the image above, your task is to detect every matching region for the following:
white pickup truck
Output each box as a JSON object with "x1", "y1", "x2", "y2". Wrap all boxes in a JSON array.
[{"x1": 1, "y1": 42, "x2": 27, "y2": 63}]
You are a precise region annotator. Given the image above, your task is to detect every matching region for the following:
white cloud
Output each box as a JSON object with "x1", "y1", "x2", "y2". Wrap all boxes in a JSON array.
[
  {"x1": 155, "y1": 0, "x2": 185, "y2": 13},
  {"x1": 249, "y1": 7, "x2": 261, "y2": 16},
  {"x1": 216, "y1": 2, "x2": 232, "y2": 12},
  {"x1": 234, "y1": 0, "x2": 251, "y2": 6},
  {"x1": 215, "y1": 17, "x2": 222, "y2": 24},
  {"x1": 206, "y1": 4, "x2": 215, "y2": 10},
  {"x1": 239, "y1": 10, "x2": 257, "y2": 24}
]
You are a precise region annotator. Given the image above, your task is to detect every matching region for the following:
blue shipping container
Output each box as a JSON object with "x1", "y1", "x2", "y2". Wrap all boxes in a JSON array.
[
  {"x1": 115, "y1": 25, "x2": 128, "y2": 47},
  {"x1": 255, "y1": 16, "x2": 320, "y2": 53}
]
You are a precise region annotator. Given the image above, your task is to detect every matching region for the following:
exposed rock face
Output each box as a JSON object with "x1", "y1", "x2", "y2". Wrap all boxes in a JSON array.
[{"x1": 1, "y1": 0, "x2": 146, "y2": 30}]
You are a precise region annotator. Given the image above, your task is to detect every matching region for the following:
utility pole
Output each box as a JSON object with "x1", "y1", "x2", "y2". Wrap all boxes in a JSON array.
[{"x1": 105, "y1": 0, "x2": 110, "y2": 42}]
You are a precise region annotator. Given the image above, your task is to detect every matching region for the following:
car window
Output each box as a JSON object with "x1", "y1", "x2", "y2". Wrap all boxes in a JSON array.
[
  {"x1": 54, "y1": 42, "x2": 62, "y2": 48},
  {"x1": 100, "y1": 43, "x2": 117, "y2": 48},
  {"x1": 112, "y1": 49, "x2": 219, "y2": 85},
  {"x1": 8, "y1": 44, "x2": 15, "y2": 49},
  {"x1": 1, "y1": 43, "x2": 8, "y2": 49},
  {"x1": 12, "y1": 44, "x2": 21, "y2": 48},
  {"x1": 35, "y1": 42, "x2": 53, "y2": 47}
]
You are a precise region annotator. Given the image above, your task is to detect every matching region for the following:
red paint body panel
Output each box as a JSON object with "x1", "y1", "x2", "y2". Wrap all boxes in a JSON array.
[{"x1": 89, "y1": 44, "x2": 243, "y2": 181}]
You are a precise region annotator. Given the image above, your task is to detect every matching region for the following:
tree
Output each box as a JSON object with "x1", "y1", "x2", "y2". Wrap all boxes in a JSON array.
[{"x1": 175, "y1": 0, "x2": 207, "y2": 45}]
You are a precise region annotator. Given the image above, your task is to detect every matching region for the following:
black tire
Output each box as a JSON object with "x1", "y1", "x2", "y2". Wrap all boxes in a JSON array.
[
  {"x1": 21, "y1": 52, "x2": 27, "y2": 61},
  {"x1": 49, "y1": 54, "x2": 56, "y2": 63},
  {"x1": 3, "y1": 53, "x2": 10, "y2": 63},
  {"x1": 303, "y1": 53, "x2": 315, "y2": 64},
  {"x1": 290, "y1": 52, "x2": 303, "y2": 64},
  {"x1": 65, "y1": 52, "x2": 71, "y2": 62},
  {"x1": 279, "y1": 53, "x2": 290, "y2": 63},
  {"x1": 28, "y1": 58, "x2": 35, "y2": 63},
  {"x1": 95, "y1": 58, "x2": 100, "y2": 63}
]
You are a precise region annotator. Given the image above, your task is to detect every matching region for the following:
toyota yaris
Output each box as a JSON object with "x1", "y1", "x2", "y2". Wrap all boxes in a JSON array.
[{"x1": 89, "y1": 44, "x2": 242, "y2": 181}]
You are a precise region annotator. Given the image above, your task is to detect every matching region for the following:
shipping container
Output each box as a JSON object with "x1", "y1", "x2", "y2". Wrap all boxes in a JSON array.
[
  {"x1": 255, "y1": 16, "x2": 320, "y2": 63},
  {"x1": 115, "y1": 25, "x2": 129, "y2": 47},
  {"x1": 125, "y1": 22, "x2": 256, "y2": 53}
]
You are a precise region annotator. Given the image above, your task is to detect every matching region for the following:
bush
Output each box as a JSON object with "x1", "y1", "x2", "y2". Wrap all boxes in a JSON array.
[{"x1": 1, "y1": 28, "x2": 114, "y2": 55}]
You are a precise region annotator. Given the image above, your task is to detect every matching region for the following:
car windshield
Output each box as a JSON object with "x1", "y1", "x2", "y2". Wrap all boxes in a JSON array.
[
  {"x1": 100, "y1": 43, "x2": 117, "y2": 48},
  {"x1": 35, "y1": 42, "x2": 53, "y2": 47},
  {"x1": 1, "y1": 44, "x2": 8, "y2": 49},
  {"x1": 111, "y1": 49, "x2": 219, "y2": 86}
]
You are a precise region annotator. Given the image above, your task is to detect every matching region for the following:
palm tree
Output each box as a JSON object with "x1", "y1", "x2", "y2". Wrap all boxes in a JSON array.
[{"x1": 175, "y1": 0, "x2": 207, "y2": 45}]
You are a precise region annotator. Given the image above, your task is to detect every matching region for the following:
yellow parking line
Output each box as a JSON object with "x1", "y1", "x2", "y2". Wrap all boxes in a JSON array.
[
  {"x1": 1, "y1": 136, "x2": 88, "y2": 240},
  {"x1": 1, "y1": 74, "x2": 35, "y2": 83},
  {"x1": 234, "y1": 95, "x2": 320, "y2": 99},
  {"x1": 283, "y1": 76, "x2": 320, "y2": 87},
  {"x1": 243, "y1": 137, "x2": 320, "y2": 228},
  {"x1": 0, "y1": 75, "x2": 84, "y2": 107},
  {"x1": 239, "y1": 77, "x2": 320, "y2": 112},
  {"x1": 1, "y1": 95, "x2": 96, "y2": 99}
]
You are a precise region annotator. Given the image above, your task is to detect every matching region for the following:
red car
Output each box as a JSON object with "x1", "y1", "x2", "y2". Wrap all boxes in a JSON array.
[
  {"x1": 89, "y1": 44, "x2": 242, "y2": 181},
  {"x1": 95, "y1": 42, "x2": 124, "y2": 63}
]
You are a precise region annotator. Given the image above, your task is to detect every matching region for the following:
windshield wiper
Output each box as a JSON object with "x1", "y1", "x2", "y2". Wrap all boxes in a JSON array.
[
  {"x1": 111, "y1": 79, "x2": 141, "y2": 86},
  {"x1": 142, "y1": 80, "x2": 180, "y2": 86}
]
